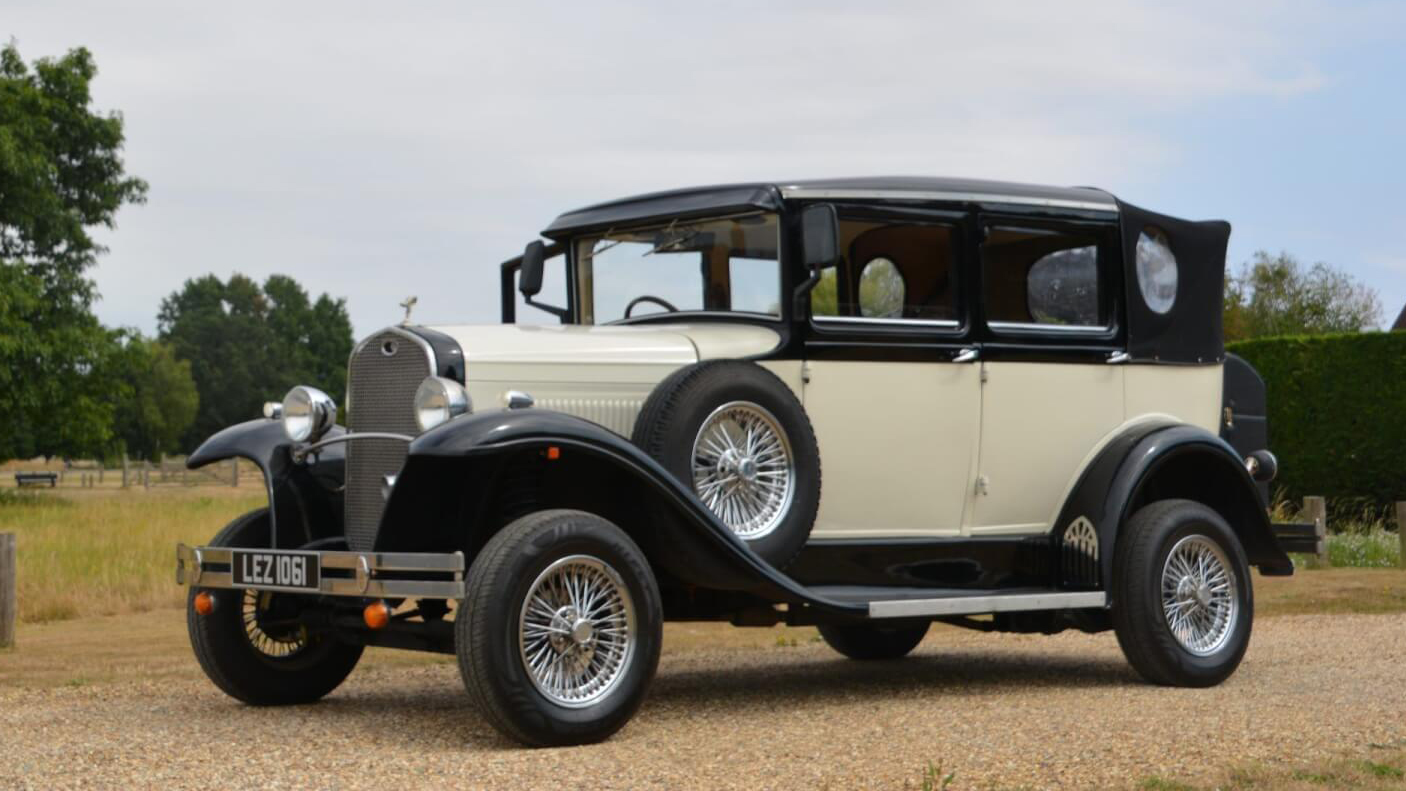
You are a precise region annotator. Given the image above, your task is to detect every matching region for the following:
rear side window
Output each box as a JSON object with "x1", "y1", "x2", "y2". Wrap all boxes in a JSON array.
[
  {"x1": 811, "y1": 217, "x2": 958, "y2": 325},
  {"x1": 982, "y1": 226, "x2": 1103, "y2": 329}
]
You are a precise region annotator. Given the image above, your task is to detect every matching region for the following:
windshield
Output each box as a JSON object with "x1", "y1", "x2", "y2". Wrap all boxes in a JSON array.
[{"x1": 575, "y1": 213, "x2": 781, "y2": 324}]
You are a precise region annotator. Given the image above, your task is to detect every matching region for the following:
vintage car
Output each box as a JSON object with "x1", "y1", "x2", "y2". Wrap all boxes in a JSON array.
[{"x1": 176, "y1": 177, "x2": 1306, "y2": 747}]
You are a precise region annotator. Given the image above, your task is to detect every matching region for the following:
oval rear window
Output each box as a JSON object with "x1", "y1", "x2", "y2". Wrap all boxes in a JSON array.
[{"x1": 1135, "y1": 227, "x2": 1177, "y2": 314}]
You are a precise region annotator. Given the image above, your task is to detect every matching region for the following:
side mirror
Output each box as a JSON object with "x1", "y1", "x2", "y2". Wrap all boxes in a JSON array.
[
  {"x1": 519, "y1": 241, "x2": 546, "y2": 298},
  {"x1": 801, "y1": 204, "x2": 839, "y2": 269}
]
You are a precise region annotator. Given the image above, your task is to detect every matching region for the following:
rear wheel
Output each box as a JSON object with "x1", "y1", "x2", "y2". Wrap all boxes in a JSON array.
[
  {"x1": 818, "y1": 621, "x2": 930, "y2": 660},
  {"x1": 187, "y1": 509, "x2": 363, "y2": 705},
  {"x1": 1112, "y1": 499, "x2": 1253, "y2": 687},
  {"x1": 457, "y1": 510, "x2": 663, "y2": 746}
]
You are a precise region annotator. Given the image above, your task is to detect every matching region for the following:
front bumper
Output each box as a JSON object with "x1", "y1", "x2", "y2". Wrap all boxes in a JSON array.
[{"x1": 176, "y1": 544, "x2": 466, "y2": 599}]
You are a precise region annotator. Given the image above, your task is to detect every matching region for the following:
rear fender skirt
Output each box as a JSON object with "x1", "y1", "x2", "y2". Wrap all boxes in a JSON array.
[
  {"x1": 379, "y1": 409, "x2": 864, "y2": 615},
  {"x1": 1054, "y1": 422, "x2": 1292, "y2": 595},
  {"x1": 186, "y1": 419, "x2": 346, "y2": 549}
]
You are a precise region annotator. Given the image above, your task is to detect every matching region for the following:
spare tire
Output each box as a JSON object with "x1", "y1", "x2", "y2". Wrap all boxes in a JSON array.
[{"x1": 631, "y1": 360, "x2": 820, "y2": 568}]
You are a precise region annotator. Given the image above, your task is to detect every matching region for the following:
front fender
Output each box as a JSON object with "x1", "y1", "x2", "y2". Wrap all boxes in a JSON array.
[
  {"x1": 380, "y1": 409, "x2": 862, "y2": 615},
  {"x1": 1054, "y1": 422, "x2": 1292, "y2": 594},
  {"x1": 186, "y1": 419, "x2": 346, "y2": 549}
]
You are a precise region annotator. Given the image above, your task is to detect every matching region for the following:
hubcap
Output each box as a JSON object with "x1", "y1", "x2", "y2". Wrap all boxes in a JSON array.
[
  {"x1": 519, "y1": 555, "x2": 636, "y2": 708},
  {"x1": 1160, "y1": 534, "x2": 1238, "y2": 656},
  {"x1": 691, "y1": 401, "x2": 796, "y2": 539}
]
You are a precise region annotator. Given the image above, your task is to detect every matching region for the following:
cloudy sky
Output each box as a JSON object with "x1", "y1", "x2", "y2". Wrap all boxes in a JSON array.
[{"x1": 9, "y1": 0, "x2": 1406, "y2": 335}]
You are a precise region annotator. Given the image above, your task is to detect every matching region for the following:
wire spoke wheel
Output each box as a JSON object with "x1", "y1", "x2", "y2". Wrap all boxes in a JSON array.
[
  {"x1": 518, "y1": 555, "x2": 636, "y2": 708},
  {"x1": 690, "y1": 401, "x2": 796, "y2": 539},
  {"x1": 242, "y1": 589, "x2": 312, "y2": 659},
  {"x1": 1160, "y1": 534, "x2": 1238, "y2": 656}
]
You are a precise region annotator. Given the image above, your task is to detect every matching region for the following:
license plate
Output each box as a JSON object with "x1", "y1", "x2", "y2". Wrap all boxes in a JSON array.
[{"x1": 231, "y1": 550, "x2": 320, "y2": 592}]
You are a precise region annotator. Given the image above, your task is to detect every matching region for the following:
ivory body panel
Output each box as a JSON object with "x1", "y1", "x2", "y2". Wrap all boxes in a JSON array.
[{"x1": 802, "y1": 361, "x2": 980, "y2": 538}]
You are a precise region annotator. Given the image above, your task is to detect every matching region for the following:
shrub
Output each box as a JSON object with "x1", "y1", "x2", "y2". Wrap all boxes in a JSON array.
[{"x1": 1229, "y1": 331, "x2": 1406, "y2": 508}]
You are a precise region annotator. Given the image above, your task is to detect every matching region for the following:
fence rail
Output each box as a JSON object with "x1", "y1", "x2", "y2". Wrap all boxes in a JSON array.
[{"x1": 6, "y1": 456, "x2": 256, "y2": 490}]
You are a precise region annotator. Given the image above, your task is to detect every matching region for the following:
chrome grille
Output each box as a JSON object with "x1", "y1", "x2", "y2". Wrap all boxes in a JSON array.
[{"x1": 345, "y1": 328, "x2": 433, "y2": 551}]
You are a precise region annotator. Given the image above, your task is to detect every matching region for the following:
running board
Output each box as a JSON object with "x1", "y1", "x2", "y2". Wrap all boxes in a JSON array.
[{"x1": 867, "y1": 591, "x2": 1107, "y2": 619}]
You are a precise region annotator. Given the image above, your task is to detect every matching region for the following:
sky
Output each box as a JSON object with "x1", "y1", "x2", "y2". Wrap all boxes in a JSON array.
[{"x1": 8, "y1": 0, "x2": 1406, "y2": 336}]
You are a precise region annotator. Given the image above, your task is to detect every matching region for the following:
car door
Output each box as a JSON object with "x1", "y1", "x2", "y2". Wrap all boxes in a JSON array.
[
  {"x1": 967, "y1": 216, "x2": 1126, "y2": 536},
  {"x1": 801, "y1": 207, "x2": 981, "y2": 539}
]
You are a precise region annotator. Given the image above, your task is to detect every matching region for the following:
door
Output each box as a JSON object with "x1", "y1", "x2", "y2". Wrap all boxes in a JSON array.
[
  {"x1": 968, "y1": 218, "x2": 1126, "y2": 535},
  {"x1": 801, "y1": 208, "x2": 980, "y2": 539}
]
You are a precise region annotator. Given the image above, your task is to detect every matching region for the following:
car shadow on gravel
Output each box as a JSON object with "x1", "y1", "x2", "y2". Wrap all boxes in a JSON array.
[{"x1": 644, "y1": 650, "x2": 1138, "y2": 717}]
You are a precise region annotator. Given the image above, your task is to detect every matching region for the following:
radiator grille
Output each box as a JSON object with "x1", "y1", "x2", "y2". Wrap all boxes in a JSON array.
[{"x1": 345, "y1": 329, "x2": 433, "y2": 551}]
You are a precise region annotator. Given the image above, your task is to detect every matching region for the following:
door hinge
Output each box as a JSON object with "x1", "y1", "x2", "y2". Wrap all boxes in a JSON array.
[
  {"x1": 975, "y1": 475, "x2": 990, "y2": 496},
  {"x1": 980, "y1": 366, "x2": 989, "y2": 384},
  {"x1": 801, "y1": 361, "x2": 812, "y2": 385}
]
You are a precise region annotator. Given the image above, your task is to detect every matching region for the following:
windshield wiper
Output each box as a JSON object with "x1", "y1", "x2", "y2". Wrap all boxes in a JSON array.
[{"x1": 644, "y1": 219, "x2": 702, "y2": 256}]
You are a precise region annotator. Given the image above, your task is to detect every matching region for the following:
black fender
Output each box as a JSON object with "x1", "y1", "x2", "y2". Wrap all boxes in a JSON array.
[
  {"x1": 1053, "y1": 421, "x2": 1293, "y2": 595},
  {"x1": 186, "y1": 419, "x2": 346, "y2": 549},
  {"x1": 378, "y1": 408, "x2": 863, "y2": 616}
]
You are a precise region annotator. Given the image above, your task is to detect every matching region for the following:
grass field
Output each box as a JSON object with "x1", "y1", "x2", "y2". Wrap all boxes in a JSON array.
[{"x1": 0, "y1": 487, "x2": 265, "y2": 622}]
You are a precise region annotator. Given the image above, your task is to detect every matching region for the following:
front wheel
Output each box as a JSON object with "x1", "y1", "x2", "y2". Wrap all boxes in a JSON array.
[
  {"x1": 187, "y1": 509, "x2": 364, "y2": 705},
  {"x1": 456, "y1": 510, "x2": 663, "y2": 747},
  {"x1": 1112, "y1": 499, "x2": 1253, "y2": 687}
]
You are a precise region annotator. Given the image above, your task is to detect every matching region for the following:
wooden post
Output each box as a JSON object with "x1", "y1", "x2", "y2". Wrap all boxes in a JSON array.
[
  {"x1": 121, "y1": 455, "x2": 129, "y2": 488},
  {"x1": 1303, "y1": 496, "x2": 1328, "y2": 567},
  {"x1": 143, "y1": 462, "x2": 150, "y2": 490},
  {"x1": 230, "y1": 457, "x2": 239, "y2": 488},
  {"x1": 0, "y1": 533, "x2": 16, "y2": 649},
  {"x1": 1397, "y1": 502, "x2": 1405, "y2": 570}
]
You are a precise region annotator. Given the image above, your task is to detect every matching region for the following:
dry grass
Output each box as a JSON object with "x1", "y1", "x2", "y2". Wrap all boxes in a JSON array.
[
  {"x1": 1140, "y1": 744, "x2": 1406, "y2": 790},
  {"x1": 0, "y1": 487, "x2": 265, "y2": 623}
]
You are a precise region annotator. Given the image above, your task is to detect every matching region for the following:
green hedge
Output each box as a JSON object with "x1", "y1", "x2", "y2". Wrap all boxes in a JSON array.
[{"x1": 1228, "y1": 331, "x2": 1406, "y2": 508}]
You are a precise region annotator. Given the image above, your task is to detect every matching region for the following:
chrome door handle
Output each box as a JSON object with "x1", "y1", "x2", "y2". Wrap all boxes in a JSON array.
[
  {"x1": 952, "y1": 347, "x2": 979, "y2": 363},
  {"x1": 1106, "y1": 351, "x2": 1131, "y2": 364}
]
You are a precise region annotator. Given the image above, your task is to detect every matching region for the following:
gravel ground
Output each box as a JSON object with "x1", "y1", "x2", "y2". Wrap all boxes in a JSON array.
[{"x1": 1, "y1": 612, "x2": 1403, "y2": 790}]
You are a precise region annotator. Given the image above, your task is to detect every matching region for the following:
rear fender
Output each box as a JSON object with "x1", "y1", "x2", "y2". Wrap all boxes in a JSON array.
[
  {"x1": 186, "y1": 419, "x2": 346, "y2": 549},
  {"x1": 1054, "y1": 422, "x2": 1292, "y2": 596},
  {"x1": 378, "y1": 409, "x2": 839, "y2": 609}
]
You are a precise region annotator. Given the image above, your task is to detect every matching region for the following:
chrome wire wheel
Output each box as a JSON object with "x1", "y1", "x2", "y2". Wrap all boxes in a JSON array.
[
  {"x1": 1160, "y1": 535, "x2": 1239, "y2": 656},
  {"x1": 518, "y1": 555, "x2": 636, "y2": 708},
  {"x1": 242, "y1": 589, "x2": 311, "y2": 659},
  {"x1": 690, "y1": 400, "x2": 795, "y2": 539}
]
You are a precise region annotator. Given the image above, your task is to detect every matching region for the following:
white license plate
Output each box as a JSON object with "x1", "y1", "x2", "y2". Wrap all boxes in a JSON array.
[{"x1": 231, "y1": 550, "x2": 320, "y2": 591}]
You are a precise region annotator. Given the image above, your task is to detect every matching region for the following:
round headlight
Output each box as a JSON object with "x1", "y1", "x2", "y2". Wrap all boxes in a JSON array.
[
  {"x1": 415, "y1": 376, "x2": 471, "y2": 432},
  {"x1": 282, "y1": 385, "x2": 337, "y2": 443}
]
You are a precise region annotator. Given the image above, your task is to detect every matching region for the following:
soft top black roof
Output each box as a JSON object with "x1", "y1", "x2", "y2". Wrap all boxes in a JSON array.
[{"x1": 542, "y1": 176, "x2": 1119, "y2": 238}]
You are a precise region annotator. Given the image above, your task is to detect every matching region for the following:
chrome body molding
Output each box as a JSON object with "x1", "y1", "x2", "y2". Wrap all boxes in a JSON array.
[
  {"x1": 867, "y1": 591, "x2": 1107, "y2": 619},
  {"x1": 176, "y1": 544, "x2": 466, "y2": 599},
  {"x1": 778, "y1": 186, "x2": 1119, "y2": 213}
]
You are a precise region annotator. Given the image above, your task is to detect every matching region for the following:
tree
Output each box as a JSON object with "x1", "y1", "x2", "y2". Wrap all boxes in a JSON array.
[
  {"x1": 159, "y1": 274, "x2": 354, "y2": 449},
  {"x1": 0, "y1": 44, "x2": 147, "y2": 462},
  {"x1": 104, "y1": 332, "x2": 199, "y2": 460},
  {"x1": 1223, "y1": 251, "x2": 1381, "y2": 342}
]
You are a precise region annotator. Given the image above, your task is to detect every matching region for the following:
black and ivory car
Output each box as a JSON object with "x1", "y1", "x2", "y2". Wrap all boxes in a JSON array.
[{"x1": 177, "y1": 177, "x2": 1299, "y2": 746}]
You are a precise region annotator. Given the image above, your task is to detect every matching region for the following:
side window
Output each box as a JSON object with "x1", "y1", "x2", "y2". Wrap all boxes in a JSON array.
[
  {"x1": 982, "y1": 226, "x2": 1104, "y2": 329},
  {"x1": 810, "y1": 217, "x2": 958, "y2": 324}
]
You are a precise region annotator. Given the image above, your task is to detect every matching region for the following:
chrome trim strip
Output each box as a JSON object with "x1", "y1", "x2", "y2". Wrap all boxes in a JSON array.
[
  {"x1": 177, "y1": 544, "x2": 466, "y2": 599},
  {"x1": 779, "y1": 187, "x2": 1118, "y2": 213},
  {"x1": 868, "y1": 591, "x2": 1107, "y2": 618},
  {"x1": 813, "y1": 315, "x2": 960, "y2": 328},
  {"x1": 292, "y1": 431, "x2": 415, "y2": 461},
  {"x1": 987, "y1": 320, "x2": 1111, "y2": 335}
]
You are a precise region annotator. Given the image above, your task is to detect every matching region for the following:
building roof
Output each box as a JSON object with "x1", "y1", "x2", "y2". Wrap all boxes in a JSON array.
[
  {"x1": 542, "y1": 176, "x2": 1118, "y2": 237},
  {"x1": 1393, "y1": 303, "x2": 1406, "y2": 331}
]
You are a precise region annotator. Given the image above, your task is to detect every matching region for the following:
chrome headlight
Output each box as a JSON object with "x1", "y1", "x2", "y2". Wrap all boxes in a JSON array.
[
  {"x1": 281, "y1": 385, "x2": 337, "y2": 443},
  {"x1": 414, "y1": 376, "x2": 471, "y2": 432}
]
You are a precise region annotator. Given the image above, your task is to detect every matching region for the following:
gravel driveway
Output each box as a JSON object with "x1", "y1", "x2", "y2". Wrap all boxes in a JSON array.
[{"x1": 2, "y1": 612, "x2": 1403, "y2": 790}]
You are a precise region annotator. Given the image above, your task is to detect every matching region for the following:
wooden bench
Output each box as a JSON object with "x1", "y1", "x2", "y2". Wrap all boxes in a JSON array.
[{"x1": 14, "y1": 472, "x2": 58, "y2": 488}]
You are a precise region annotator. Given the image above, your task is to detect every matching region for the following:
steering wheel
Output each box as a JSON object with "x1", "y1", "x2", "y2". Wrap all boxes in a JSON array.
[{"x1": 624, "y1": 295, "x2": 679, "y2": 318}]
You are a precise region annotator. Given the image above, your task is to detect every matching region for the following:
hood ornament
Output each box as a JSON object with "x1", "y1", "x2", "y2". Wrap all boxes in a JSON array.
[{"x1": 399, "y1": 295, "x2": 418, "y2": 325}]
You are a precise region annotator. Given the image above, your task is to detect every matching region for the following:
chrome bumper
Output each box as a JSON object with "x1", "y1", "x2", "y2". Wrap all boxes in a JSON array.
[{"x1": 175, "y1": 544, "x2": 466, "y2": 599}]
